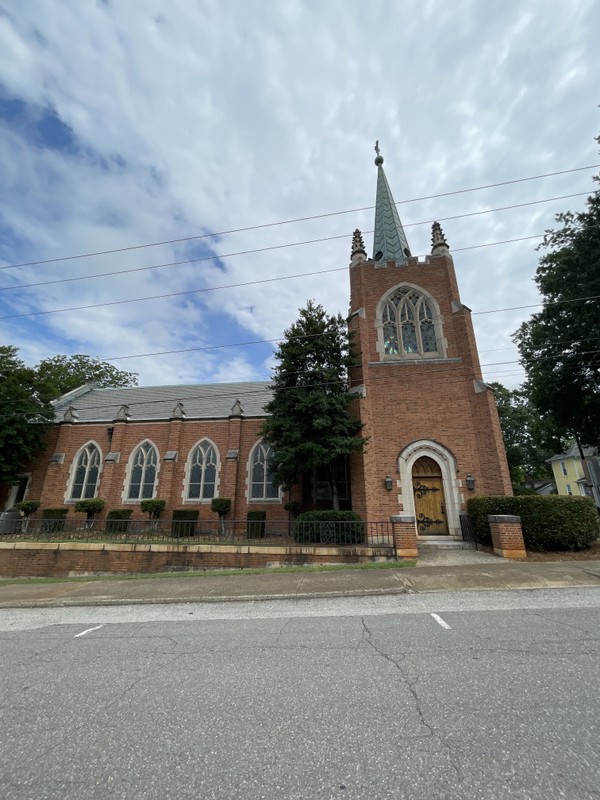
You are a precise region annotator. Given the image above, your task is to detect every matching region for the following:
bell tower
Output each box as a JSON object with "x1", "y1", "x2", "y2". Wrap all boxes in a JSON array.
[{"x1": 348, "y1": 144, "x2": 511, "y2": 533}]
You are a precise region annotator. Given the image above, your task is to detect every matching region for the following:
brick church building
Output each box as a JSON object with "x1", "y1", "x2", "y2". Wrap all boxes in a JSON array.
[{"x1": 3, "y1": 147, "x2": 512, "y2": 537}]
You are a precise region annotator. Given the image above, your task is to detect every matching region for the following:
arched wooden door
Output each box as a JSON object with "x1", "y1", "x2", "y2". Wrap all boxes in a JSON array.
[{"x1": 412, "y1": 456, "x2": 448, "y2": 535}]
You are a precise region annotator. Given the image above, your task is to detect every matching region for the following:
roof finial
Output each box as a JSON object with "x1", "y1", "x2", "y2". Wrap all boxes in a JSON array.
[
  {"x1": 374, "y1": 139, "x2": 384, "y2": 167},
  {"x1": 431, "y1": 221, "x2": 450, "y2": 256},
  {"x1": 350, "y1": 229, "x2": 367, "y2": 267}
]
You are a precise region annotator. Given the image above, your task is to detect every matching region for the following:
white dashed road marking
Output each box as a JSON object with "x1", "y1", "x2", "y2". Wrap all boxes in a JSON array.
[
  {"x1": 74, "y1": 625, "x2": 104, "y2": 638},
  {"x1": 430, "y1": 613, "x2": 451, "y2": 630}
]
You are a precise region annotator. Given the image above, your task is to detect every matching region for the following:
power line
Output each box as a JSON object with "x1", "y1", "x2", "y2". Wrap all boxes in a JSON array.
[
  {"x1": 97, "y1": 327, "x2": 595, "y2": 364},
  {"x1": 0, "y1": 192, "x2": 589, "y2": 292},
  {"x1": 1, "y1": 165, "x2": 597, "y2": 271},
  {"x1": 0, "y1": 233, "x2": 557, "y2": 321},
  {"x1": 3, "y1": 346, "x2": 596, "y2": 420}
]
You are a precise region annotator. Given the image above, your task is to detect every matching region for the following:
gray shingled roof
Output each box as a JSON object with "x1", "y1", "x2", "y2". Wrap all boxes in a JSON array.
[{"x1": 52, "y1": 382, "x2": 273, "y2": 423}]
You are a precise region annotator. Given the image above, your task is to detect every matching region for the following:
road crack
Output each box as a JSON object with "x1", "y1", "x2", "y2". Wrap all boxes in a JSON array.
[{"x1": 360, "y1": 616, "x2": 462, "y2": 779}]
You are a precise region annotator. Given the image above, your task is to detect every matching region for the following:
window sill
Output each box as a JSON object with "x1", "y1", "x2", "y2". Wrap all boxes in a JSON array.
[
  {"x1": 369, "y1": 357, "x2": 462, "y2": 366},
  {"x1": 248, "y1": 498, "x2": 282, "y2": 504}
]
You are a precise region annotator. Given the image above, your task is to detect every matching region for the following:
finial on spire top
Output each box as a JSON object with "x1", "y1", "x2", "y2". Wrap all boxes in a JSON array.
[
  {"x1": 431, "y1": 221, "x2": 450, "y2": 256},
  {"x1": 350, "y1": 228, "x2": 367, "y2": 266},
  {"x1": 374, "y1": 139, "x2": 384, "y2": 166}
]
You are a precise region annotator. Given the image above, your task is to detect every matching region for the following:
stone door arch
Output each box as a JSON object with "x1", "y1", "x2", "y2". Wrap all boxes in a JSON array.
[{"x1": 397, "y1": 441, "x2": 461, "y2": 538}]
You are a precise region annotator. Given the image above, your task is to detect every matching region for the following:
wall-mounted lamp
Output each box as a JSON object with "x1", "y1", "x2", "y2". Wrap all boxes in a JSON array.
[
  {"x1": 466, "y1": 473, "x2": 475, "y2": 491},
  {"x1": 384, "y1": 474, "x2": 393, "y2": 492}
]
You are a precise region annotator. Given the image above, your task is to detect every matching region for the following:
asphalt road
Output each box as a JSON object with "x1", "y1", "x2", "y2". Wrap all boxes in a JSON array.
[{"x1": 2, "y1": 589, "x2": 600, "y2": 800}]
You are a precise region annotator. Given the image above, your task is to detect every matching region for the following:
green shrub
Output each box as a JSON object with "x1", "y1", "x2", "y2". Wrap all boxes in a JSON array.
[
  {"x1": 106, "y1": 509, "x2": 133, "y2": 534},
  {"x1": 467, "y1": 495, "x2": 600, "y2": 551},
  {"x1": 140, "y1": 499, "x2": 166, "y2": 519},
  {"x1": 41, "y1": 507, "x2": 68, "y2": 534},
  {"x1": 247, "y1": 510, "x2": 266, "y2": 538},
  {"x1": 14, "y1": 500, "x2": 40, "y2": 517},
  {"x1": 172, "y1": 509, "x2": 199, "y2": 537},
  {"x1": 284, "y1": 500, "x2": 302, "y2": 518},
  {"x1": 294, "y1": 510, "x2": 363, "y2": 545},
  {"x1": 211, "y1": 498, "x2": 231, "y2": 518},
  {"x1": 74, "y1": 498, "x2": 105, "y2": 517}
]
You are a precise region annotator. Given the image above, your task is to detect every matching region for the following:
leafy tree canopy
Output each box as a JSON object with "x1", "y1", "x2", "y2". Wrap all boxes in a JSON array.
[
  {"x1": 35, "y1": 354, "x2": 138, "y2": 398},
  {"x1": 490, "y1": 381, "x2": 562, "y2": 484},
  {"x1": 261, "y1": 300, "x2": 367, "y2": 508},
  {"x1": 514, "y1": 140, "x2": 600, "y2": 448},
  {"x1": 0, "y1": 346, "x2": 55, "y2": 485}
]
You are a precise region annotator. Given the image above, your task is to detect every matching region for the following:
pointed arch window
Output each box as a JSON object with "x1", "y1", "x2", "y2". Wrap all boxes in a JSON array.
[
  {"x1": 70, "y1": 443, "x2": 101, "y2": 500},
  {"x1": 249, "y1": 441, "x2": 279, "y2": 501},
  {"x1": 127, "y1": 442, "x2": 158, "y2": 500},
  {"x1": 382, "y1": 288, "x2": 440, "y2": 357},
  {"x1": 186, "y1": 440, "x2": 219, "y2": 500}
]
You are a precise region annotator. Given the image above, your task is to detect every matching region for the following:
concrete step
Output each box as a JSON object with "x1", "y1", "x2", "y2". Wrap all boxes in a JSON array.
[{"x1": 418, "y1": 537, "x2": 475, "y2": 550}]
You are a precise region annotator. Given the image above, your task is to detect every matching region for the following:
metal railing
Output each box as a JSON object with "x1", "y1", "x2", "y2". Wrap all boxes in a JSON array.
[
  {"x1": 2, "y1": 518, "x2": 394, "y2": 548},
  {"x1": 459, "y1": 512, "x2": 479, "y2": 550}
]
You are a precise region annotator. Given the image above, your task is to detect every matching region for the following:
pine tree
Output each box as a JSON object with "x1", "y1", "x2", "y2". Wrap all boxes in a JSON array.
[{"x1": 261, "y1": 301, "x2": 367, "y2": 510}]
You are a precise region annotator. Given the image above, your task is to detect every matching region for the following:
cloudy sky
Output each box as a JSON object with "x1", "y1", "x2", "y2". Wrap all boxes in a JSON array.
[{"x1": 0, "y1": 0, "x2": 598, "y2": 391}]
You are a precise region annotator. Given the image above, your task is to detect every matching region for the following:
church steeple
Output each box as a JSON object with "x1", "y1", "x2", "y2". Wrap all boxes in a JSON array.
[{"x1": 372, "y1": 141, "x2": 411, "y2": 264}]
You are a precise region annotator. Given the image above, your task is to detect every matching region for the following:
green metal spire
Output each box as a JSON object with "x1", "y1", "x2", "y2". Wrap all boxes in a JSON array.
[{"x1": 372, "y1": 141, "x2": 411, "y2": 264}]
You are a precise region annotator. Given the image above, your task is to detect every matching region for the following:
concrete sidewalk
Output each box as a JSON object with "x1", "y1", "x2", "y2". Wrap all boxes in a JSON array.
[{"x1": 1, "y1": 560, "x2": 600, "y2": 608}]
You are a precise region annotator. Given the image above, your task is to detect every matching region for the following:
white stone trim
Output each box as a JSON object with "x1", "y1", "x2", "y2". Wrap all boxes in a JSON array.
[
  {"x1": 397, "y1": 440, "x2": 461, "y2": 537},
  {"x1": 64, "y1": 441, "x2": 103, "y2": 504},
  {"x1": 4, "y1": 474, "x2": 31, "y2": 510},
  {"x1": 245, "y1": 439, "x2": 282, "y2": 504},
  {"x1": 181, "y1": 438, "x2": 221, "y2": 504},
  {"x1": 374, "y1": 282, "x2": 447, "y2": 362},
  {"x1": 121, "y1": 439, "x2": 161, "y2": 503}
]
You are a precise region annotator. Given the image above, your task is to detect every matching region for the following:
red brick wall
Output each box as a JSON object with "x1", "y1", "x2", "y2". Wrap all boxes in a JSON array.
[
  {"x1": 0, "y1": 542, "x2": 397, "y2": 577},
  {"x1": 19, "y1": 416, "x2": 294, "y2": 525},
  {"x1": 348, "y1": 253, "x2": 512, "y2": 521}
]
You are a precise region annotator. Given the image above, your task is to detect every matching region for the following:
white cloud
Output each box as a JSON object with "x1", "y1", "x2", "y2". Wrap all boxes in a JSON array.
[{"x1": 0, "y1": 0, "x2": 598, "y2": 391}]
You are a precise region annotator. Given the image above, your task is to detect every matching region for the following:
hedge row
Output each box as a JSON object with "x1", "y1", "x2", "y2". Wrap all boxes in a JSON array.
[{"x1": 467, "y1": 495, "x2": 599, "y2": 551}]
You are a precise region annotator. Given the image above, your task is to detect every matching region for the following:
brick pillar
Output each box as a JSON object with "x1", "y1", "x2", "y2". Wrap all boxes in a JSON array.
[
  {"x1": 488, "y1": 514, "x2": 526, "y2": 559},
  {"x1": 163, "y1": 418, "x2": 185, "y2": 511},
  {"x1": 391, "y1": 514, "x2": 418, "y2": 558},
  {"x1": 101, "y1": 420, "x2": 128, "y2": 509}
]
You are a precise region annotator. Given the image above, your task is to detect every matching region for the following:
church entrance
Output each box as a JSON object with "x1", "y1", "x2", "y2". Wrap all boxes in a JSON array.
[{"x1": 412, "y1": 456, "x2": 448, "y2": 535}]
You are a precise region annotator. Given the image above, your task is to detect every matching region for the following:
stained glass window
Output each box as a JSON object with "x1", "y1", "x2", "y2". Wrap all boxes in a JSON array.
[
  {"x1": 187, "y1": 440, "x2": 218, "y2": 500},
  {"x1": 70, "y1": 443, "x2": 101, "y2": 500},
  {"x1": 128, "y1": 442, "x2": 158, "y2": 500},
  {"x1": 382, "y1": 287, "x2": 439, "y2": 357},
  {"x1": 250, "y1": 442, "x2": 279, "y2": 500}
]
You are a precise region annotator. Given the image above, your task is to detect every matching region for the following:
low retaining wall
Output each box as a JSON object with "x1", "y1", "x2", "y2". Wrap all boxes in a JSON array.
[{"x1": 0, "y1": 541, "x2": 397, "y2": 577}]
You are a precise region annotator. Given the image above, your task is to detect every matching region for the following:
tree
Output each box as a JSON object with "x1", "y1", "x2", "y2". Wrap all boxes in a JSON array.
[
  {"x1": 35, "y1": 354, "x2": 138, "y2": 398},
  {"x1": 490, "y1": 382, "x2": 561, "y2": 484},
  {"x1": 261, "y1": 300, "x2": 367, "y2": 510},
  {"x1": 0, "y1": 346, "x2": 55, "y2": 486},
  {"x1": 514, "y1": 146, "x2": 600, "y2": 448}
]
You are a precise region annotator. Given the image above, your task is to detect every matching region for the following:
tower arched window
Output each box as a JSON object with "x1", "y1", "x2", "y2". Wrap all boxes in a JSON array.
[
  {"x1": 70, "y1": 443, "x2": 102, "y2": 500},
  {"x1": 381, "y1": 287, "x2": 440, "y2": 357},
  {"x1": 127, "y1": 441, "x2": 158, "y2": 500},
  {"x1": 249, "y1": 441, "x2": 279, "y2": 501},
  {"x1": 186, "y1": 440, "x2": 219, "y2": 500}
]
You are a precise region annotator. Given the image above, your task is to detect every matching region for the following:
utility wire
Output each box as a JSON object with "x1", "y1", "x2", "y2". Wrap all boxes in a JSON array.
[
  {"x1": 0, "y1": 192, "x2": 590, "y2": 292},
  {"x1": 1, "y1": 165, "x2": 597, "y2": 270},
  {"x1": 97, "y1": 328, "x2": 594, "y2": 364},
  {"x1": 3, "y1": 349, "x2": 595, "y2": 420},
  {"x1": 0, "y1": 234, "x2": 558, "y2": 321}
]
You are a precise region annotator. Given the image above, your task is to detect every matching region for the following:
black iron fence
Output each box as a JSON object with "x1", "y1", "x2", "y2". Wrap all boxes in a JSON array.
[
  {"x1": 459, "y1": 512, "x2": 479, "y2": 549},
  {"x1": 2, "y1": 518, "x2": 394, "y2": 548}
]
